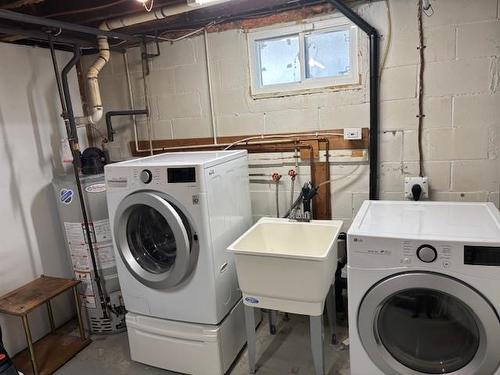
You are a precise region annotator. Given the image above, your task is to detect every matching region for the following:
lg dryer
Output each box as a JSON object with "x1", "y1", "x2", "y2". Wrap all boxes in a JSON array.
[{"x1": 348, "y1": 201, "x2": 500, "y2": 375}]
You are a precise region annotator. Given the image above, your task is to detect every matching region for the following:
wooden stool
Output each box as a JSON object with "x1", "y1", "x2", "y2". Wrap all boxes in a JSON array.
[{"x1": 0, "y1": 275, "x2": 91, "y2": 375}]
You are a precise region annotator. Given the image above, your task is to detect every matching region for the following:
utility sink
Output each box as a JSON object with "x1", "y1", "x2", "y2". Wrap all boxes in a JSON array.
[{"x1": 228, "y1": 217, "x2": 343, "y2": 316}]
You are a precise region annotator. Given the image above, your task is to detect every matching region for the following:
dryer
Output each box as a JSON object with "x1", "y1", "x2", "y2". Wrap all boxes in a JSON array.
[
  {"x1": 348, "y1": 201, "x2": 500, "y2": 375},
  {"x1": 105, "y1": 150, "x2": 252, "y2": 374}
]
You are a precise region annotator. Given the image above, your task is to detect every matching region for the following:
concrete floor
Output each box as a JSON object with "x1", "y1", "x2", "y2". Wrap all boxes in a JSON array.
[{"x1": 56, "y1": 313, "x2": 350, "y2": 375}]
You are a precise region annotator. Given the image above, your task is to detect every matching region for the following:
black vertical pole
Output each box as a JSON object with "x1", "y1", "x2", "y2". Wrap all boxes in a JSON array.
[{"x1": 326, "y1": 0, "x2": 380, "y2": 200}]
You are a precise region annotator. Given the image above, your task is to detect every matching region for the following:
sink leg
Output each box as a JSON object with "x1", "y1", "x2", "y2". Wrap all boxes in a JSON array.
[
  {"x1": 244, "y1": 305, "x2": 257, "y2": 374},
  {"x1": 268, "y1": 310, "x2": 278, "y2": 335},
  {"x1": 310, "y1": 315, "x2": 325, "y2": 375},
  {"x1": 326, "y1": 285, "x2": 337, "y2": 344}
]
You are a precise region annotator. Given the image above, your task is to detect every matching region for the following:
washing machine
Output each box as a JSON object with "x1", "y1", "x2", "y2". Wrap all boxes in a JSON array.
[
  {"x1": 347, "y1": 201, "x2": 500, "y2": 375},
  {"x1": 105, "y1": 150, "x2": 252, "y2": 374}
]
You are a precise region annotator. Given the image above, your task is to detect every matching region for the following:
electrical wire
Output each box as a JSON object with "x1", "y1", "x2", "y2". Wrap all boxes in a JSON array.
[
  {"x1": 417, "y1": 0, "x2": 425, "y2": 177},
  {"x1": 316, "y1": 165, "x2": 363, "y2": 189},
  {"x1": 223, "y1": 132, "x2": 344, "y2": 151}
]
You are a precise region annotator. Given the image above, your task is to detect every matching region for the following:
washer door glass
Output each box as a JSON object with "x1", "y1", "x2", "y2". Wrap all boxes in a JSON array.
[
  {"x1": 126, "y1": 204, "x2": 178, "y2": 274},
  {"x1": 357, "y1": 272, "x2": 500, "y2": 375},
  {"x1": 114, "y1": 192, "x2": 197, "y2": 289},
  {"x1": 377, "y1": 289, "x2": 479, "y2": 374}
]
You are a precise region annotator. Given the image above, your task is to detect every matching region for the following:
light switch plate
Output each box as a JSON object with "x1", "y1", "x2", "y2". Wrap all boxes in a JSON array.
[{"x1": 343, "y1": 128, "x2": 362, "y2": 140}]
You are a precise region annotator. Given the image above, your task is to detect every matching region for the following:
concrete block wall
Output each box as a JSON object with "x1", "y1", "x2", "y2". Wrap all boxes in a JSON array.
[{"x1": 85, "y1": 0, "x2": 500, "y2": 227}]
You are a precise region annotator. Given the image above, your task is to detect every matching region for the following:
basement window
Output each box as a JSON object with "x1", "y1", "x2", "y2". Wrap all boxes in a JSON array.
[{"x1": 248, "y1": 17, "x2": 359, "y2": 98}]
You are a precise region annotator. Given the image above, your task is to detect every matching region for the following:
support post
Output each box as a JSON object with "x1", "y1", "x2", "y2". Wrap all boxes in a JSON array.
[
  {"x1": 46, "y1": 301, "x2": 55, "y2": 333},
  {"x1": 244, "y1": 305, "x2": 257, "y2": 374},
  {"x1": 73, "y1": 287, "x2": 86, "y2": 340},
  {"x1": 310, "y1": 315, "x2": 325, "y2": 375},
  {"x1": 21, "y1": 315, "x2": 38, "y2": 375}
]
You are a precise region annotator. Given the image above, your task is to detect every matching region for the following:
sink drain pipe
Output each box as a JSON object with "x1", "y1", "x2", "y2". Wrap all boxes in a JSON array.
[{"x1": 326, "y1": 0, "x2": 379, "y2": 200}]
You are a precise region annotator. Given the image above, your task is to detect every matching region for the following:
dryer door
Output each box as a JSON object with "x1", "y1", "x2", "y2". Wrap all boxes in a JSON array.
[
  {"x1": 113, "y1": 191, "x2": 198, "y2": 289},
  {"x1": 358, "y1": 272, "x2": 500, "y2": 375}
]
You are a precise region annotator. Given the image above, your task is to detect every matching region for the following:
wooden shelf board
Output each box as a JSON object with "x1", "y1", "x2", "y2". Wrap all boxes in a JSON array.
[
  {"x1": 13, "y1": 333, "x2": 91, "y2": 375},
  {"x1": 0, "y1": 276, "x2": 79, "y2": 316}
]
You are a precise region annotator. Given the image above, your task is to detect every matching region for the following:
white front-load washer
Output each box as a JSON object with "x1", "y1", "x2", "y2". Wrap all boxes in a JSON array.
[
  {"x1": 105, "y1": 150, "x2": 252, "y2": 374},
  {"x1": 348, "y1": 201, "x2": 500, "y2": 375}
]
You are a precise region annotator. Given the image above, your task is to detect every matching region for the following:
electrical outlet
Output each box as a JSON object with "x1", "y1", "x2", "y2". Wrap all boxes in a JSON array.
[
  {"x1": 405, "y1": 176, "x2": 429, "y2": 201},
  {"x1": 344, "y1": 128, "x2": 362, "y2": 140}
]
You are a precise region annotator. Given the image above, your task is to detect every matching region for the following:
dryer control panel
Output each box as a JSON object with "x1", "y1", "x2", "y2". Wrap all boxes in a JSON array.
[{"x1": 401, "y1": 240, "x2": 453, "y2": 269}]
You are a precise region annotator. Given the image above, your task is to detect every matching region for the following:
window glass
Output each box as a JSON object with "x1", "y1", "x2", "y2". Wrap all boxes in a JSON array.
[
  {"x1": 305, "y1": 29, "x2": 350, "y2": 79},
  {"x1": 256, "y1": 35, "x2": 300, "y2": 87},
  {"x1": 377, "y1": 289, "x2": 480, "y2": 374}
]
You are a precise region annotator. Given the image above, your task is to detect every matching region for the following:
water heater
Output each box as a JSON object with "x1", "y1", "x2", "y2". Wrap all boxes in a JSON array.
[{"x1": 53, "y1": 173, "x2": 126, "y2": 334}]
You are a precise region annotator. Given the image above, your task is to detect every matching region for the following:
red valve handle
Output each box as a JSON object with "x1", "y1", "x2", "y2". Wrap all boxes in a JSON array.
[{"x1": 272, "y1": 172, "x2": 282, "y2": 182}]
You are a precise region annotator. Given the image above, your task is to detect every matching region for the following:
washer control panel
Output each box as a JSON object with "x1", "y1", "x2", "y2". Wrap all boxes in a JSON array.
[{"x1": 417, "y1": 245, "x2": 438, "y2": 263}]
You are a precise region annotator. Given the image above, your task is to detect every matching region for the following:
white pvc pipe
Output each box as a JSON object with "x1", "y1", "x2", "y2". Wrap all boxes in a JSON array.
[
  {"x1": 85, "y1": 1, "x2": 227, "y2": 126},
  {"x1": 204, "y1": 29, "x2": 218, "y2": 144},
  {"x1": 86, "y1": 36, "x2": 109, "y2": 123}
]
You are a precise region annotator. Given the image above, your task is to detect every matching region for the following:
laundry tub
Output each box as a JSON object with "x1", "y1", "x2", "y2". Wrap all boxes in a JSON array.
[{"x1": 228, "y1": 217, "x2": 343, "y2": 316}]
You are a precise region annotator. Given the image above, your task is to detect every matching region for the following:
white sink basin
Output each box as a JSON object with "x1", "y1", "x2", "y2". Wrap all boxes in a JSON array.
[{"x1": 227, "y1": 217, "x2": 343, "y2": 316}]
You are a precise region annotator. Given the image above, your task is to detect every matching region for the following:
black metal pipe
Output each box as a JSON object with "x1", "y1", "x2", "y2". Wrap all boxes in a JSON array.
[
  {"x1": 59, "y1": 46, "x2": 109, "y2": 319},
  {"x1": 105, "y1": 109, "x2": 148, "y2": 142},
  {"x1": 47, "y1": 34, "x2": 67, "y2": 115},
  {"x1": 0, "y1": 26, "x2": 97, "y2": 48},
  {"x1": 0, "y1": 9, "x2": 138, "y2": 42},
  {"x1": 326, "y1": 0, "x2": 379, "y2": 200},
  {"x1": 61, "y1": 46, "x2": 80, "y2": 142}
]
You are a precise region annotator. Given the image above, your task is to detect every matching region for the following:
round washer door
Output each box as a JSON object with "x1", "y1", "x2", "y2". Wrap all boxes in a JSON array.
[
  {"x1": 114, "y1": 191, "x2": 197, "y2": 289},
  {"x1": 358, "y1": 272, "x2": 500, "y2": 375}
]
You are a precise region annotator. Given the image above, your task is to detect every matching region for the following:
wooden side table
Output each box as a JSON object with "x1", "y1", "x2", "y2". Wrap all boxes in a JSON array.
[{"x1": 0, "y1": 275, "x2": 91, "y2": 375}]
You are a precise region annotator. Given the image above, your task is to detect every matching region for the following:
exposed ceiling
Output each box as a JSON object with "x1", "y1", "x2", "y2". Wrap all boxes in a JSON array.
[{"x1": 0, "y1": 0, "x2": 344, "y2": 51}]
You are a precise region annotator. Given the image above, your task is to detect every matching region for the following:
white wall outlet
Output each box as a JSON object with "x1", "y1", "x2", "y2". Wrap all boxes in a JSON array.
[
  {"x1": 405, "y1": 176, "x2": 429, "y2": 201},
  {"x1": 344, "y1": 128, "x2": 362, "y2": 140}
]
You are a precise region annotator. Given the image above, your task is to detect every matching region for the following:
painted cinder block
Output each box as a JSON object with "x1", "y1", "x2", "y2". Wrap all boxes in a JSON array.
[
  {"x1": 457, "y1": 20, "x2": 500, "y2": 59},
  {"x1": 380, "y1": 65, "x2": 417, "y2": 101},
  {"x1": 217, "y1": 112, "x2": 265, "y2": 136},
  {"x1": 422, "y1": 0, "x2": 497, "y2": 28},
  {"x1": 453, "y1": 93, "x2": 500, "y2": 128},
  {"x1": 265, "y1": 108, "x2": 319, "y2": 133},
  {"x1": 425, "y1": 25, "x2": 456, "y2": 62},
  {"x1": 451, "y1": 160, "x2": 499, "y2": 191},
  {"x1": 172, "y1": 117, "x2": 212, "y2": 139},
  {"x1": 425, "y1": 59, "x2": 491, "y2": 97},
  {"x1": 318, "y1": 103, "x2": 370, "y2": 130},
  {"x1": 153, "y1": 38, "x2": 196, "y2": 68},
  {"x1": 427, "y1": 127, "x2": 490, "y2": 160},
  {"x1": 157, "y1": 92, "x2": 202, "y2": 119}
]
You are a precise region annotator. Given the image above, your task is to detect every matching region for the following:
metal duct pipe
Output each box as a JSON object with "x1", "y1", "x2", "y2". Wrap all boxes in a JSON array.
[{"x1": 326, "y1": 0, "x2": 380, "y2": 200}]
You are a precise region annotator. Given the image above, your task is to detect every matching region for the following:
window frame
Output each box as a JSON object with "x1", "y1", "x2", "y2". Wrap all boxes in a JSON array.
[{"x1": 248, "y1": 16, "x2": 360, "y2": 98}]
